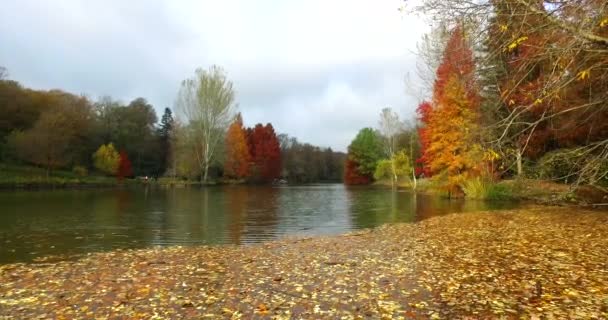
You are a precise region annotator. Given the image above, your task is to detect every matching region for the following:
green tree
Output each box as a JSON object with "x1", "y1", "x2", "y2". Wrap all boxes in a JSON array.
[
  {"x1": 374, "y1": 150, "x2": 412, "y2": 183},
  {"x1": 175, "y1": 65, "x2": 236, "y2": 183},
  {"x1": 347, "y1": 128, "x2": 384, "y2": 178},
  {"x1": 95, "y1": 97, "x2": 159, "y2": 176},
  {"x1": 93, "y1": 143, "x2": 120, "y2": 175},
  {"x1": 158, "y1": 107, "x2": 174, "y2": 175}
]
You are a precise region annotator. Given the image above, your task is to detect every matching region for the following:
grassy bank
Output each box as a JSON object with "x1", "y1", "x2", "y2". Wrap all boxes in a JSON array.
[
  {"x1": 374, "y1": 176, "x2": 607, "y2": 207},
  {"x1": 0, "y1": 206, "x2": 606, "y2": 319},
  {"x1": 0, "y1": 164, "x2": 132, "y2": 189}
]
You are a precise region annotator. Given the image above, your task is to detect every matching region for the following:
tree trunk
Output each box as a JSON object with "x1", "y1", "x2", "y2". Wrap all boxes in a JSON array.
[
  {"x1": 390, "y1": 159, "x2": 397, "y2": 189},
  {"x1": 202, "y1": 162, "x2": 209, "y2": 184},
  {"x1": 516, "y1": 148, "x2": 523, "y2": 177},
  {"x1": 412, "y1": 168, "x2": 417, "y2": 190}
]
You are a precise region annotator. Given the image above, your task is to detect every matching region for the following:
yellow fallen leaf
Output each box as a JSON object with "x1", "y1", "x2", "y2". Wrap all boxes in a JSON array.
[{"x1": 576, "y1": 69, "x2": 590, "y2": 81}]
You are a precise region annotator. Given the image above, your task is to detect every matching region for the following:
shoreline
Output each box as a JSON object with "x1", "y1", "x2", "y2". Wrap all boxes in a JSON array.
[{"x1": 1, "y1": 206, "x2": 607, "y2": 319}]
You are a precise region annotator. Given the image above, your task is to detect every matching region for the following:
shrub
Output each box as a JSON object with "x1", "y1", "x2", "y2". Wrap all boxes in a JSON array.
[
  {"x1": 72, "y1": 165, "x2": 88, "y2": 177},
  {"x1": 537, "y1": 149, "x2": 576, "y2": 183},
  {"x1": 485, "y1": 183, "x2": 514, "y2": 200},
  {"x1": 462, "y1": 177, "x2": 489, "y2": 199},
  {"x1": 462, "y1": 177, "x2": 514, "y2": 200}
]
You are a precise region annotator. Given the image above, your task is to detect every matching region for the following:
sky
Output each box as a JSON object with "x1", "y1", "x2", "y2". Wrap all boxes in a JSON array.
[{"x1": 0, "y1": 0, "x2": 428, "y2": 152}]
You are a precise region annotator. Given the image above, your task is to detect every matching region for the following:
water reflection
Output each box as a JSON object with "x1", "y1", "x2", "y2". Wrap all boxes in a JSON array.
[{"x1": 0, "y1": 184, "x2": 519, "y2": 263}]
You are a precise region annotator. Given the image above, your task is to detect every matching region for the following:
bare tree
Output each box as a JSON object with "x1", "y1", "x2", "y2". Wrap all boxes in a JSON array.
[
  {"x1": 175, "y1": 65, "x2": 237, "y2": 183},
  {"x1": 378, "y1": 107, "x2": 404, "y2": 188}
]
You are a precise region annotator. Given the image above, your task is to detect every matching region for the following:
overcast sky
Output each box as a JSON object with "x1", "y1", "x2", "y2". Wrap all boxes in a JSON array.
[{"x1": 0, "y1": 0, "x2": 427, "y2": 152}]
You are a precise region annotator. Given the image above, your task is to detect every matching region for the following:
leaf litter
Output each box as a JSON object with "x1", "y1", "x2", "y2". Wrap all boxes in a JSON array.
[{"x1": 1, "y1": 205, "x2": 607, "y2": 319}]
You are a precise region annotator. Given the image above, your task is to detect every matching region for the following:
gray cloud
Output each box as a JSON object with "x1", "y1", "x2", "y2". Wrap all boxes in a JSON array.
[{"x1": 0, "y1": 0, "x2": 427, "y2": 152}]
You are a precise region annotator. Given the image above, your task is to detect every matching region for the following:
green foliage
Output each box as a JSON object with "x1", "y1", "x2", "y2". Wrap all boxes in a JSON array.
[
  {"x1": 373, "y1": 159, "x2": 393, "y2": 181},
  {"x1": 0, "y1": 163, "x2": 118, "y2": 187},
  {"x1": 347, "y1": 128, "x2": 384, "y2": 177},
  {"x1": 373, "y1": 150, "x2": 412, "y2": 182},
  {"x1": 486, "y1": 183, "x2": 514, "y2": 200},
  {"x1": 92, "y1": 143, "x2": 120, "y2": 176},
  {"x1": 72, "y1": 165, "x2": 88, "y2": 177},
  {"x1": 97, "y1": 97, "x2": 161, "y2": 176},
  {"x1": 175, "y1": 65, "x2": 236, "y2": 183}
]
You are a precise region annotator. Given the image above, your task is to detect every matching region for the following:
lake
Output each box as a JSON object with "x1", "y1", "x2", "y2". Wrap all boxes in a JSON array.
[{"x1": 0, "y1": 184, "x2": 518, "y2": 263}]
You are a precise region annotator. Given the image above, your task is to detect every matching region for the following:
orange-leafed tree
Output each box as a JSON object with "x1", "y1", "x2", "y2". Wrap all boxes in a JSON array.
[
  {"x1": 416, "y1": 100, "x2": 433, "y2": 177},
  {"x1": 421, "y1": 26, "x2": 482, "y2": 195},
  {"x1": 224, "y1": 113, "x2": 251, "y2": 179}
]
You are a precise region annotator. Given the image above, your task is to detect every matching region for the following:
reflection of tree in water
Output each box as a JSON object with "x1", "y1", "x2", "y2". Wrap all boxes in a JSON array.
[
  {"x1": 114, "y1": 189, "x2": 132, "y2": 214},
  {"x1": 347, "y1": 187, "x2": 418, "y2": 229},
  {"x1": 225, "y1": 186, "x2": 249, "y2": 245},
  {"x1": 348, "y1": 188, "x2": 517, "y2": 229},
  {"x1": 165, "y1": 188, "x2": 227, "y2": 244},
  {"x1": 238, "y1": 186, "x2": 280, "y2": 243},
  {"x1": 413, "y1": 194, "x2": 466, "y2": 221}
]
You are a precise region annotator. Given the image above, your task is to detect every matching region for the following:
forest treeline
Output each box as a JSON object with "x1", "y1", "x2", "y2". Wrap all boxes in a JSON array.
[
  {"x1": 0, "y1": 67, "x2": 344, "y2": 183},
  {"x1": 344, "y1": 0, "x2": 607, "y2": 196}
]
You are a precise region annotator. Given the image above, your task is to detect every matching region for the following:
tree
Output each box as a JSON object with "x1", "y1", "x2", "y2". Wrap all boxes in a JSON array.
[
  {"x1": 224, "y1": 113, "x2": 251, "y2": 179},
  {"x1": 7, "y1": 92, "x2": 95, "y2": 176},
  {"x1": 418, "y1": 26, "x2": 482, "y2": 195},
  {"x1": 170, "y1": 121, "x2": 202, "y2": 179},
  {"x1": 277, "y1": 133, "x2": 345, "y2": 183},
  {"x1": 412, "y1": 0, "x2": 608, "y2": 186},
  {"x1": 96, "y1": 97, "x2": 159, "y2": 176},
  {"x1": 416, "y1": 100, "x2": 433, "y2": 177},
  {"x1": 378, "y1": 107, "x2": 404, "y2": 187},
  {"x1": 374, "y1": 150, "x2": 412, "y2": 183},
  {"x1": 175, "y1": 65, "x2": 236, "y2": 183},
  {"x1": 347, "y1": 128, "x2": 384, "y2": 179},
  {"x1": 158, "y1": 107, "x2": 174, "y2": 175},
  {"x1": 8, "y1": 114, "x2": 71, "y2": 177},
  {"x1": 93, "y1": 143, "x2": 120, "y2": 176},
  {"x1": 427, "y1": 76, "x2": 482, "y2": 193},
  {"x1": 117, "y1": 150, "x2": 133, "y2": 180},
  {"x1": 248, "y1": 123, "x2": 281, "y2": 183},
  {"x1": 0, "y1": 67, "x2": 7, "y2": 80},
  {"x1": 344, "y1": 158, "x2": 371, "y2": 185}
]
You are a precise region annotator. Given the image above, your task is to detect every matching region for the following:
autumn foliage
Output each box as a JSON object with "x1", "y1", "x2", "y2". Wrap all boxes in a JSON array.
[
  {"x1": 344, "y1": 158, "x2": 371, "y2": 185},
  {"x1": 489, "y1": 0, "x2": 608, "y2": 160},
  {"x1": 417, "y1": 26, "x2": 482, "y2": 193},
  {"x1": 117, "y1": 150, "x2": 133, "y2": 180},
  {"x1": 416, "y1": 100, "x2": 433, "y2": 177},
  {"x1": 224, "y1": 114, "x2": 251, "y2": 179},
  {"x1": 248, "y1": 123, "x2": 282, "y2": 183}
]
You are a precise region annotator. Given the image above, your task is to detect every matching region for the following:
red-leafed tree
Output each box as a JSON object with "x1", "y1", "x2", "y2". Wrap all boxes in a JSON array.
[
  {"x1": 117, "y1": 150, "x2": 133, "y2": 180},
  {"x1": 247, "y1": 123, "x2": 281, "y2": 183},
  {"x1": 224, "y1": 113, "x2": 251, "y2": 179},
  {"x1": 344, "y1": 158, "x2": 371, "y2": 185}
]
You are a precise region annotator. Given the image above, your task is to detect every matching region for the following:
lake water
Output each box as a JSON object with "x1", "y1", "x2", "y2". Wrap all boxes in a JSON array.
[{"x1": 0, "y1": 184, "x2": 519, "y2": 263}]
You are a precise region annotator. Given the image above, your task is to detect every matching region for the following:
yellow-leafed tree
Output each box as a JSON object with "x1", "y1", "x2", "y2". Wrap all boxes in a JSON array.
[{"x1": 93, "y1": 143, "x2": 120, "y2": 176}]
